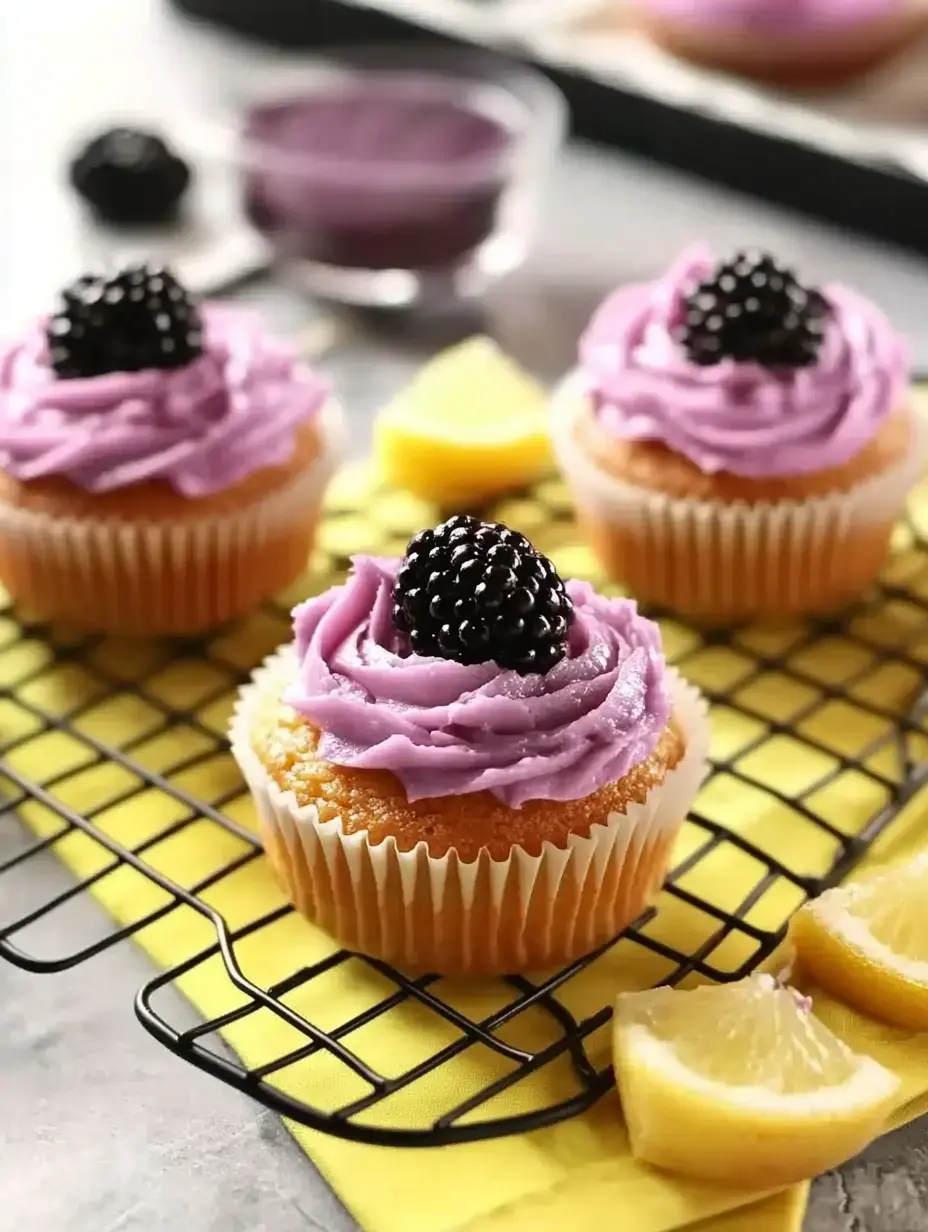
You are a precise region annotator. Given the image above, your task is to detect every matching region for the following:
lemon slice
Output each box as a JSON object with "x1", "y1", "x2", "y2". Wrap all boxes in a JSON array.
[
  {"x1": 613, "y1": 974, "x2": 899, "y2": 1188},
  {"x1": 791, "y1": 855, "x2": 928, "y2": 1030},
  {"x1": 374, "y1": 336, "x2": 551, "y2": 506}
]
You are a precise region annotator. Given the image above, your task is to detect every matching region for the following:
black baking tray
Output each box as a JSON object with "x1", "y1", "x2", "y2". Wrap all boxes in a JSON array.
[{"x1": 169, "y1": 0, "x2": 928, "y2": 257}]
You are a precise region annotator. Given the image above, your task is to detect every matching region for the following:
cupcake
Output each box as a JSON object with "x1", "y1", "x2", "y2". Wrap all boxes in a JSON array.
[
  {"x1": 0, "y1": 264, "x2": 339, "y2": 634},
  {"x1": 630, "y1": 0, "x2": 927, "y2": 87},
  {"x1": 551, "y1": 246, "x2": 927, "y2": 621},
  {"x1": 231, "y1": 515, "x2": 709, "y2": 975}
]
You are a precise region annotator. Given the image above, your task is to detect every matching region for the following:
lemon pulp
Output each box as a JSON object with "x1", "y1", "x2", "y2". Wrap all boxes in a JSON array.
[
  {"x1": 613, "y1": 974, "x2": 899, "y2": 1188},
  {"x1": 791, "y1": 855, "x2": 928, "y2": 1030},
  {"x1": 374, "y1": 336, "x2": 551, "y2": 505}
]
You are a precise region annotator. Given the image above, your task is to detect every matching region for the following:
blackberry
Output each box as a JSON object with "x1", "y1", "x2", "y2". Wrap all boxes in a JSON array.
[
  {"x1": 681, "y1": 252, "x2": 828, "y2": 369},
  {"x1": 69, "y1": 127, "x2": 192, "y2": 226},
  {"x1": 393, "y1": 515, "x2": 574, "y2": 676},
  {"x1": 47, "y1": 265, "x2": 204, "y2": 380}
]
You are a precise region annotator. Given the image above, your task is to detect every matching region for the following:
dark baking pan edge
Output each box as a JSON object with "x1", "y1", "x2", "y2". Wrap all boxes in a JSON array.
[{"x1": 168, "y1": 0, "x2": 928, "y2": 256}]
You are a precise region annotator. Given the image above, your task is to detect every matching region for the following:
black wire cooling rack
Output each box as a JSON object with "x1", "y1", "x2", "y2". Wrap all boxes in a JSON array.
[{"x1": 2, "y1": 471, "x2": 928, "y2": 1147}]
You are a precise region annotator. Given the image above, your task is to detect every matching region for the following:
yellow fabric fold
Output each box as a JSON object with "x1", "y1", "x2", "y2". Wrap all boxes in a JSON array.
[{"x1": 5, "y1": 461, "x2": 928, "y2": 1232}]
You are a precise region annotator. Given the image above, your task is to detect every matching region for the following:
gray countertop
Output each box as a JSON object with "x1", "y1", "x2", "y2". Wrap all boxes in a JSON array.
[{"x1": 2, "y1": 2, "x2": 928, "y2": 1230}]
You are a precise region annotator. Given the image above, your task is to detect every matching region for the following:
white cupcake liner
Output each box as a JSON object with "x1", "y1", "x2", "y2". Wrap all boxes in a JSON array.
[
  {"x1": 0, "y1": 400, "x2": 343, "y2": 634},
  {"x1": 550, "y1": 372, "x2": 928, "y2": 617},
  {"x1": 230, "y1": 646, "x2": 710, "y2": 975}
]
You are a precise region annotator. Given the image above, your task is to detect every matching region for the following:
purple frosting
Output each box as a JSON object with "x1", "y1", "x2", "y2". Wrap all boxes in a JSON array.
[
  {"x1": 242, "y1": 79, "x2": 511, "y2": 271},
  {"x1": 284, "y1": 555, "x2": 672, "y2": 809},
  {"x1": 640, "y1": 0, "x2": 905, "y2": 31},
  {"x1": 0, "y1": 306, "x2": 329, "y2": 496},
  {"x1": 579, "y1": 245, "x2": 908, "y2": 479}
]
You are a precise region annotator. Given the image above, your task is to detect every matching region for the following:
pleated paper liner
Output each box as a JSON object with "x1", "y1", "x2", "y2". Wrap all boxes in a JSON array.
[
  {"x1": 231, "y1": 647, "x2": 710, "y2": 975},
  {"x1": 0, "y1": 401, "x2": 343, "y2": 636},
  {"x1": 550, "y1": 373, "x2": 928, "y2": 618}
]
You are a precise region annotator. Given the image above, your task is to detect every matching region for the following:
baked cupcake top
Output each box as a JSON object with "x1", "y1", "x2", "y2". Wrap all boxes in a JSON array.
[
  {"x1": 579, "y1": 245, "x2": 908, "y2": 479},
  {"x1": 0, "y1": 265, "x2": 328, "y2": 496},
  {"x1": 639, "y1": 0, "x2": 905, "y2": 30},
  {"x1": 284, "y1": 517, "x2": 671, "y2": 808}
]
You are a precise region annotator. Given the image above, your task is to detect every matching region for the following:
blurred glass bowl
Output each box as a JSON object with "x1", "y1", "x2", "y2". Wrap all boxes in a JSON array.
[{"x1": 209, "y1": 45, "x2": 567, "y2": 308}]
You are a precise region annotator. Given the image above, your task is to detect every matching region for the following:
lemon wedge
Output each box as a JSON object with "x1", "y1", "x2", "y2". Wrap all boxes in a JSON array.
[
  {"x1": 374, "y1": 336, "x2": 551, "y2": 506},
  {"x1": 613, "y1": 974, "x2": 899, "y2": 1188},
  {"x1": 791, "y1": 855, "x2": 928, "y2": 1030}
]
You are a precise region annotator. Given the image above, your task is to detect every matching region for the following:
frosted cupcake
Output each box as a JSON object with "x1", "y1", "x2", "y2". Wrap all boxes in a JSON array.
[
  {"x1": 631, "y1": 0, "x2": 927, "y2": 87},
  {"x1": 551, "y1": 246, "x2": 926, "y2": 620},
  {"x1": 231, "y1": 515, "x2": 708, "y2": 975},
  {"x1": 0, "y1": 265, "x2": 339, "y2": 634}
]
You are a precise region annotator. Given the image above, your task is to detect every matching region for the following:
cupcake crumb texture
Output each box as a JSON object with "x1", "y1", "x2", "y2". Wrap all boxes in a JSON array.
[{"x1": 252, "y1": 691, "x2": 686, "y2": 862}]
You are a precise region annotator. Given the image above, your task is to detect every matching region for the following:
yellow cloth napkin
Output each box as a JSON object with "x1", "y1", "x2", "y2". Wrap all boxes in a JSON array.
[{"x1": 5, "y1": 461, "x2": 928, "y2": 1232}]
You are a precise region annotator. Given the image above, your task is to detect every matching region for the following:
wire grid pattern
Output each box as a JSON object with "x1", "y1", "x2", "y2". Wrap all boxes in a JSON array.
[{"x1": 2, "y1": 461, "x2": 928, "y2": 1146}]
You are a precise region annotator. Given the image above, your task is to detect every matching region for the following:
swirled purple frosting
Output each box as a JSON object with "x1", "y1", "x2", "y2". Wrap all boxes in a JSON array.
[
  {"x1": 579, "y1": 245, "x2": 908, "y2": 479},
  {"x1": 640, "y1": 0, "x2": 905, "y2": 30},
  {"x1": 0, "y1": 306, "x2": 329, "y2": 496},
  {"x1": 284, "y1": 555, "x2": 671, "y2": 808}
]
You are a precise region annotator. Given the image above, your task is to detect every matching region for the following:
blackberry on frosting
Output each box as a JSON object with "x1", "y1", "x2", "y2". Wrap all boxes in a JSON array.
[
  {"x1": 681, "y1": 251, "x2": 828, "y2": 370},
  {"x1": 393, "y1": 515, "x2": 573, "y2": 675},
  {"x1": 0, "y1": 290, "x2": 333, "y2": 633},
  {"x1": 47, "y1": 265, "x2": 204, "y2": 379},
  {"x1": 232, "y1": 548, "x2": 707, "y2": 973},
  {"x1": 558, "y1": 241, "x2": 916, "y2": 620}
]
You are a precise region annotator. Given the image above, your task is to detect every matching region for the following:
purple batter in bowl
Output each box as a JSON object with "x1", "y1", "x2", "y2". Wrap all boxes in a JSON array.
[{"x1": 232, "y1": 47, "x2": 566, "y2": 306}]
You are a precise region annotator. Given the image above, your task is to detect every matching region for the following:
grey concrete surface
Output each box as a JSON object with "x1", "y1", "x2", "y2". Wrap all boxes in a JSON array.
[
  {"x1": 1, "y1": 830, "x2": 357, "y2": 1232},
  {"x1": 1, "y1": 2, "x2": 927, "y2": 1230}
]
